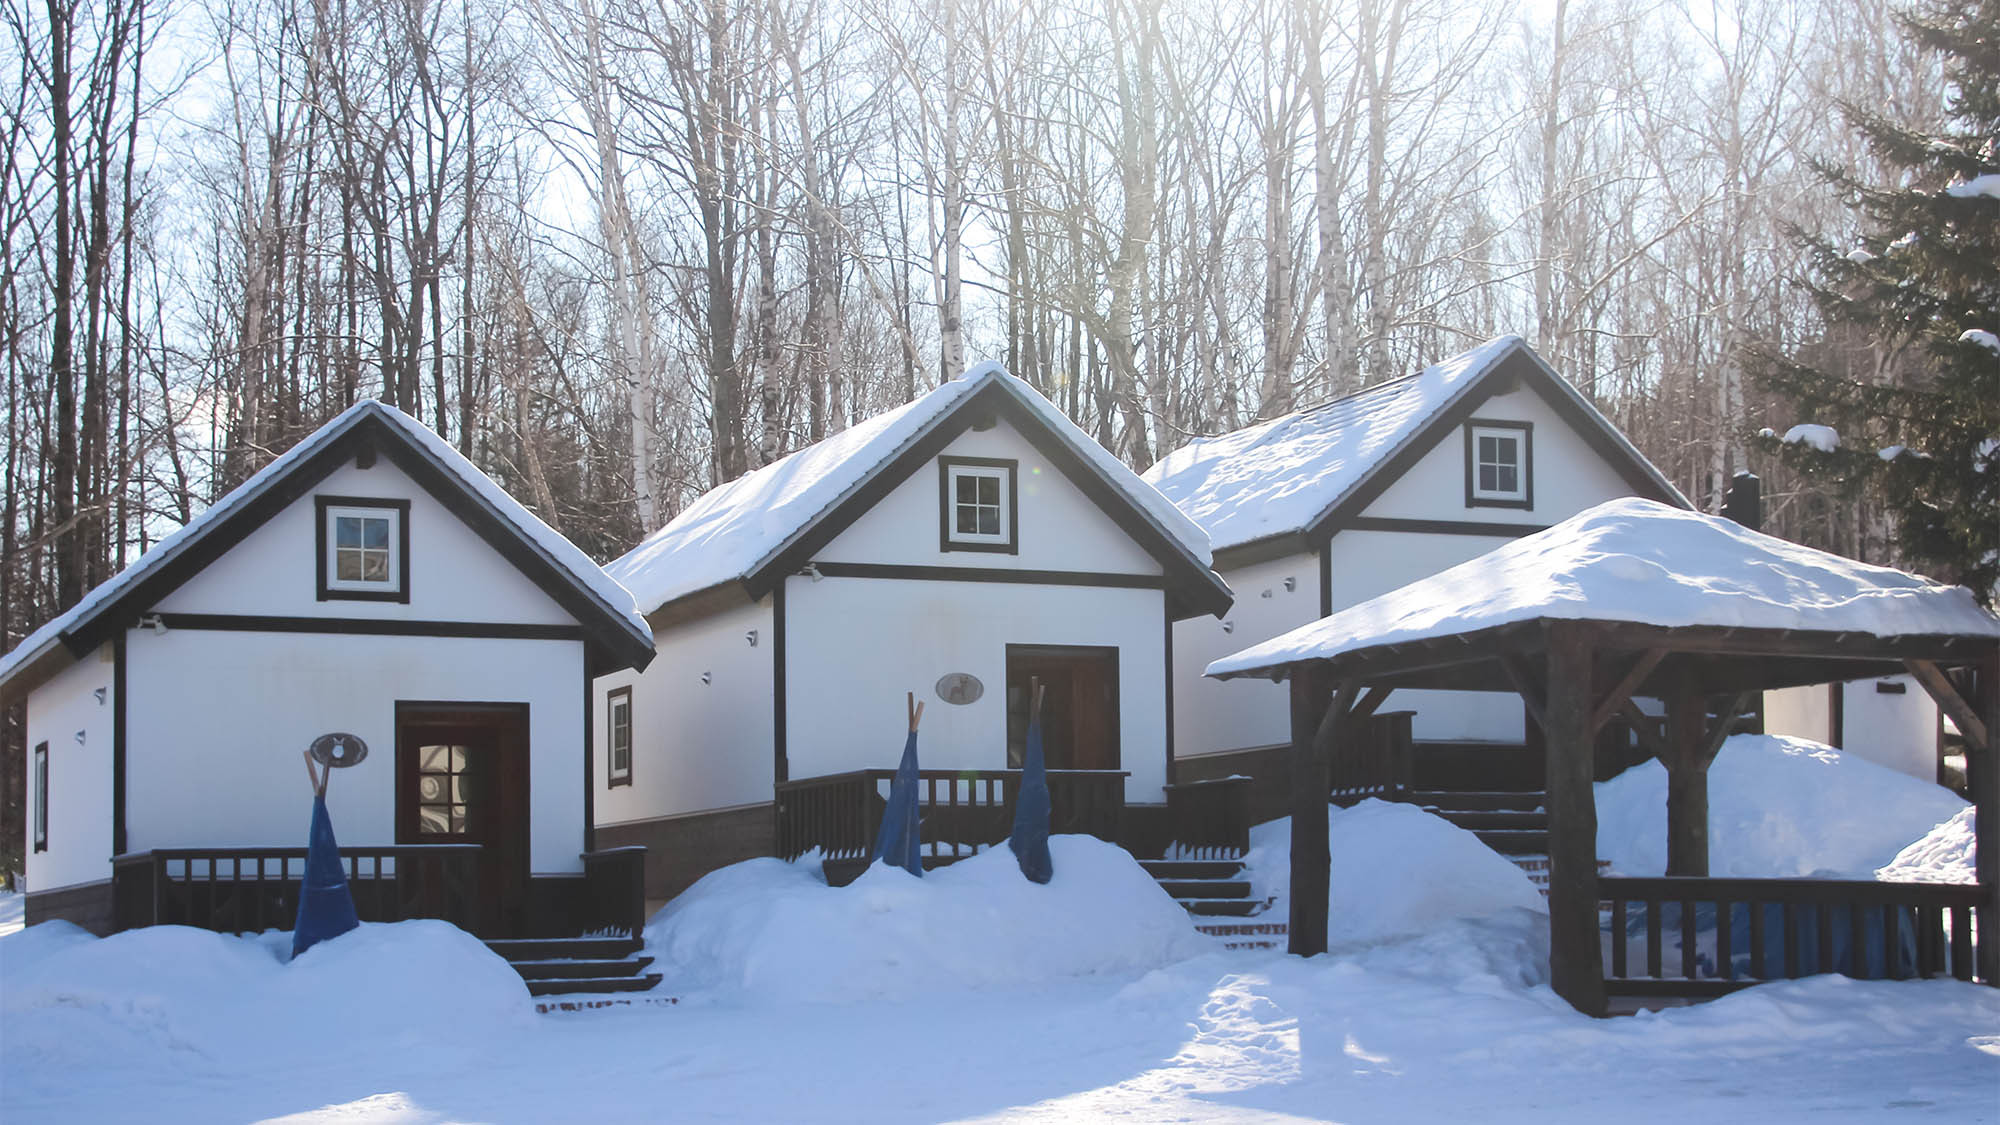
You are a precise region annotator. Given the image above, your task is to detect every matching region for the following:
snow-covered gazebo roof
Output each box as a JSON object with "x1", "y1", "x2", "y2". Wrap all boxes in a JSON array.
[{"x1": 1207, "y1": 497, "x2": 2000, "y2": 693}]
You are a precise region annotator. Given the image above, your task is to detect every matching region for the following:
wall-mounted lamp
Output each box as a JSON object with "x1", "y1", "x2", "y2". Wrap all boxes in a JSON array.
[
  {"x1": 1283, "y1": 576, "x2": 1296, "y2": 592},
  {"x1": 700, "y1": 671, "x2": 712, "y2": 685},
  {"x1": 745, "y1": 629, "x2": 758, "y2": 647},
  {"x1": 74, "y1": 730, "x2": 86, "y2": 745},
  {"x1": 93, "y1": 687, "x2": 107, "y2": 705},
  {"x1": 802, "y1": 563, "x2": 824, "y2": 582},
  {"x1": 1221, "y1": 620, "x2": 1234, "y2": 634},
  {"x1": 139, "y1": 613, "x2": 167, "y2": 635},
  {"x1": 1260, "y1": 589, "x2": 1273, "y2": 599}
]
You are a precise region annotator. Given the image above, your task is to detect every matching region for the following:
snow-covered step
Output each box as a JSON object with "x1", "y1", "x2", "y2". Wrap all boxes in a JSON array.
[
  {"x1": 1410, "y1": 790, "x2": 1545, "y2": 812},
  {"x1": 524, "y1": 973, "x2": 665, "y2": 998},
  {"x1": 507, "y1": 955, "x2": 657, "y2": 980},
  {"x1": 1195, "y1": 919, "x2": 1287, "y2": 951},
  {"x1": 486, "y1": 935, "x2": 664, "y2": 1004}
]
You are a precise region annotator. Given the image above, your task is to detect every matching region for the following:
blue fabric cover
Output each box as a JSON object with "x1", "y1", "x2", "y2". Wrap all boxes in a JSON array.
[
  {"x1": 870, "y1": 731, "x2": 924, "y2": 876},
  {"x1": 291, "y1": 794, "x2": 361, "y2": 958},
  {"x1": 1010, "y1": 714, "x2": 1053, "y2": 884}
]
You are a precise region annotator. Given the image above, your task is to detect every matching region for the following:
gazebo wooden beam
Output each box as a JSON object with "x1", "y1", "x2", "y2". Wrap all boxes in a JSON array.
[
  {"x1": 1590, "y1": 648, "x2": 1666, "y2": 736},
  {"x1": 1904, "y1": 658, "x2": 1990, "y2": 754}
]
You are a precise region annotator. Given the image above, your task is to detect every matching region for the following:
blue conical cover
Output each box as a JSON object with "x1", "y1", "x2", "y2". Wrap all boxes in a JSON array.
[
  {"x1": 1010, "y1": 713, "x2": 1053, "y2": 884},
  {"x1": 292, "y1": 793, "x2": 360, "y2": 958},
  {"x1": 869, "y1": 731, "x2": 924, "y2": 876}
]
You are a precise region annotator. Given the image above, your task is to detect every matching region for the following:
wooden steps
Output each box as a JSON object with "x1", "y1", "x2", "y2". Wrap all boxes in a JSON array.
[
  {"x1": 485, "y1": 935, "x2": 664, "y2": 1005},
  {"x1": 1140, "y1": 858, "x2": 1280, "y2": 934},
  {"x1": 1414, "y1": 790, "x2": 1550, "y2": 855}
]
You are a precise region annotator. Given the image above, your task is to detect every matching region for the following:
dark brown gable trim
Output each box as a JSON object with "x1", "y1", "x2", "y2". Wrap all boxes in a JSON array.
[
  {"x1": 808, "y1": 561, "x2": 1164, "y2": 590},
  {"x1": 152, "y1": 613, "x2": 588, "y2": 641},
  {"x1": 112, "y1": 632, "x2": 126, "y2": 855},
  {"x1": 749, "y1": 379, "x2": 1230, "y2": 619},
  {"x1": 1339, "y1": 517, "x2": 1552, "y2": 538},
  {"x1": 772, "y1": 579, "x2": 788, "y2": 785},
  {"x1": 1307, "y1": 346, "x2": 1683, "y2": 549},
  {"x1": 314, "y1": 495, "x2": 413, "y2": 603},
  {"x1": 1212, "y1": 531, "x2": 1315, "y2": 574},
  {"x1": 936, "y1": 456, "x2": 1019, "y2": 554}
]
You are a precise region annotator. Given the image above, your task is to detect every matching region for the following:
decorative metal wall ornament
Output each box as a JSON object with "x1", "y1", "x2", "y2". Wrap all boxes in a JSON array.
[
  {"x1": 308, "y1": 732, "x2": 369, "y2": 770},
  {"x1": 935, "y1": 672, "x2": 984, "y2": 705}
]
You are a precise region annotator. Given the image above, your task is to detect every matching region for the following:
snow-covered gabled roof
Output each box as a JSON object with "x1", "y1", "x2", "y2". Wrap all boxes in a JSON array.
[
  {"x1": 609, "y1": 363, "x2": 1229, "y2": 621},
  {"x1": 1143, "y1": 336, "x2": 1688, "y2": 560},
  {"x1": 0, "y1": 400, "x2": 654, "y2": 702},
  {"x1": 1206, "y1": 497, "x2": 2000, "y2": 681}
]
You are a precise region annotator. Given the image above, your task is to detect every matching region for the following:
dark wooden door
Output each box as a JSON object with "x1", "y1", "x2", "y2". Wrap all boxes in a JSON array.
[
  {"x1": 396, "y1": 703, "x2": 530, "y2": 936},
  {"x1": 1006, "y1": 646, "x2": 1119, "y2": 771}
]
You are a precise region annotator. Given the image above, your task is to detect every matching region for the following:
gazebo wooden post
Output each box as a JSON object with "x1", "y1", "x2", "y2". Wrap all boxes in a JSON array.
[
  {"x1": 1542, "y1": 623, "x2": 1606, "y2": 1015},
  {"x1": 1978, "y1": 650, "x2": 1999, "y2": 985},
  {"x1": 1661, "y1": 686, "x2": 1710, "y2": 878},
  {"x1": 1287, "y1": 663, "x2": 1340, "y2": 957}
]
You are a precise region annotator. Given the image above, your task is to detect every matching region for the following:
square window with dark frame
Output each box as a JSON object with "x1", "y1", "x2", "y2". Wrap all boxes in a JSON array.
[
  {"x1": 316, "y1": 496, "x2": 410, "y2": 601},
  {"x1": 607, "y1": 686, "x2": 633, "y2": 787},
  {"x1": 938, "y1": 457, "x2": 1018, "y2": 552},
  {"x1": 1464, "y1": 421, "x2": 1533, "y2": 508},
  {"x1": 32, "y1": 741, "x2": 47, "y2": 852}
]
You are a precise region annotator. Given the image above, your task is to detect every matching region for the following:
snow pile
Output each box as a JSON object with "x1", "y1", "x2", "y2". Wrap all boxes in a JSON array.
[
  {"x1": 1944, "y1": 172, "x2": 2000, "y2": 199},
  {"x1": 1207, "y1": 498, "x2": 2000, "y2": 679},
  {"x1": 645, "y1": 835, "x2": 1208, "y2": 1003},
  {"x1": 1243, "y1": 800, "x2": 1546, "y2": 947},
  {"x1": 610, "y1": 363, "x2": 1212, "y2": 612},
  {"x1": 1843, "y1": 246, "x2": 1875, "y2": 263},
  {"x1": 1959, "y1": 328, "x2": 2000, "y2": 352},
  {"x1": 1781, "y1": 422, "x2": 1840, "y2": 452},
  {"x1": 1874, "y1": 806, "x2": 1976, "y2": 883},
  {"x1": 0, "y1": 889, "x2": 22, "y2": 938},
  {"x1": 1596, "y1": 734, "x2": 1969, "y2": 878},
  {"x1": 1, "y1": 920, "x2": 530, "y2": 1070}
]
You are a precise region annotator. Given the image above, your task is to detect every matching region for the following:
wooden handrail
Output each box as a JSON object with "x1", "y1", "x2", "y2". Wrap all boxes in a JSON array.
[
  {"x1": 110, "y1": 844, "x2": 484, "y2": 936},
  {"x1": 776, "y1": 767, "x2": 1129, "y2": 864}
]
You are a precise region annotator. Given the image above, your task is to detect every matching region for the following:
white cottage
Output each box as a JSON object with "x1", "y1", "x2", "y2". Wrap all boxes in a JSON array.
[
  {"x1": 1144, "y1": 336, "x2": 1689, "y2": 808},
  {"x1": 594, "y1": 363, "x2": 1231, "y2": 900},
  {"x1": 0, "y1": 401, "x2": 656, "y2": 937}
]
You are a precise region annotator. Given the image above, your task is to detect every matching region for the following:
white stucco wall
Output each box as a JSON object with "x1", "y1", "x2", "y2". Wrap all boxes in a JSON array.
[
  {"x1": 816, "y1": 421, "x2": 1162, "y2": 575},
  {"x1": 24, "y1": 645, "x2": 116, "y2": 892},
  {"x1": 1173, "y1": 553, "x2": 1322, "y2": 760},
  {"x1": 1765, "y1": 676, "x2": 1939, "y2": 782},
  {"x1": 1361, "y1": 384, "x2": 1637, "y2": 524},
  {"x1": 122, "y1": 629, "x2": 586, "y2": 878},
  {"x1": 594, "y1": 597, "x2": 775, "y2": 827},
  {"x1": 154, "y1": 459, "x2": 574, "y2": 625},
  {"x1": 783, "y1": 575, "x2": 1169, "y2": 801}
]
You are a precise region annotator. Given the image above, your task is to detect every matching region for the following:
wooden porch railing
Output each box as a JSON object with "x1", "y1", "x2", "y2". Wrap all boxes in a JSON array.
[
  {"x1": 1164, "y1": 776, "x2": 1252, "y2": 859},
  {"x1": 111, "y1": 845, "x2": 483, "y2": 937},
  {"x1": 1600, "y1": 876, "x2": 1988, "y2": 998},
  {"x1": 1329, "y1": 710, "x2": 1414, "y2": 806},
  {"x1": 775, "y1": 768, "x2": 1129, "y2": 865}
]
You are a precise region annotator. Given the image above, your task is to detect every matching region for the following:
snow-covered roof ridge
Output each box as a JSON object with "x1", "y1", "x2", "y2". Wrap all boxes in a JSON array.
[
  {"x1": 1207, "y1": 497, "x2": 2000, "y2": 679},
  {"x1": 0, "y1": 399, "x2": 650, "y2": 694},
  {"x1": 1144, "y1": 335, "x2": 1684, "y2": 555},
  {"x1": 609, "y1": 363, "x2": 1219, "y2": 616}
]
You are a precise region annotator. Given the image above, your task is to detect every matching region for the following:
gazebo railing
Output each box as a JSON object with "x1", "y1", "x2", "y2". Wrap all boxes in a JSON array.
[
  {"x1": 1600, "y1": 876, "x2": 1986, "y2": 997},
  {"x1": 776, "y1": 768, "x2": 1128, "y2": 867},
  {"x1": 1328, "y1": 710, "x2": 1414, "y2": 806}
]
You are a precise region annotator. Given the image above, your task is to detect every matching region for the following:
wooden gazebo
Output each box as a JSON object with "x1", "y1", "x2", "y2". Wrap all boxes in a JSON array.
[{"x1": 1207, "y1": 499, "x2": 1998, "y2": 1015}]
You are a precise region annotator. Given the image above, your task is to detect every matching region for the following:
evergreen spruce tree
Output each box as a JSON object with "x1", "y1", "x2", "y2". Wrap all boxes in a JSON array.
[{"x1": 1757, "y1": 0, "x2": 1999, "y2": 601}]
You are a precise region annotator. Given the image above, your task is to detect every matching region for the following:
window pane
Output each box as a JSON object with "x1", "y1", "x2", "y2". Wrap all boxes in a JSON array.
[
  {"x1": 1480, "y1": 465, "x2": 1500, "y2": 492},
  {"x1": 336, "y1": 516, "x2": 362, "y2": 548},
  {"x1": 957, "y1": 475, "x2": 979, "y2": 504},
  {"x1": 957, "y1": 507, "x2": 978, "y2": 534},
  {"x1": 336, "y1": 550, "x2": 364, "y2": 581},
  {"x1": 419, "y1": 808, "x2": 450, "y2": 834},
  {"x1": 1495, "y1": 465, "x2": 1518, "y2": 493},
  {"x1": 362, "y1": 517, "x2": 390, "y2": 549},
  {"x1": 976, "y1": 476, "x2": 999, "y2": 505},
  {"x1": 360, "y1": 549, "x2": 389, "y2": 581},
  {"x1": 420, "y1": 745, "x2": 450, "y2": 771},
  {"x1": 978, "y1": 508, "x2": 1000, "y2": 535}
]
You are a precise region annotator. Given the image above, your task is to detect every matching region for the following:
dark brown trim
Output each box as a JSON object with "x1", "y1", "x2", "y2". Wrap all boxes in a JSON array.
[
  {"x1": 152, "y1": 613, "x2": 587, "y2": 641},
  {"x1": 583, "y1": 662, "x2": 595, "y2": 852},
  {"x1": 54, "y1": 409, "x2": 652, "y2": 674},
  {"x1": 314, "y1": 495, "x2": 413, "y2": 603},
  {"x1": 1338, "y1": 516, "x2": 1552, "y2": 537},
  {"x1": 937, "y1": 455, "x2": 1019, "y2": 555},
  {"x1": 746, "y1": 379, "x2": 1230, "y2": 619},
  {"x1": 1829, "y1": 680, "x2": 1845, "y2": 749},
  {"x1": 806, "y1": 561, "x2": 1165, "y2": 590},
  {"x1": 1318, "y1": 544, "x2": 1333, "y2": 618},
  {"x1": 1213, "y1": 532, "x2": 1314, "y2": 574},
  {"x1": 1463, "y1": 419, "x2": 1534, "y2": 510},
  {"x1": 112, "y1": 630, "x2": 126, "y2": 855},
  {"x1": 1163, "y1": 606, "x2": 1176, "y2": 786},
  {"x1": 773, "y1": 580, "x2": 788, "y2": 785},
  {"x1": 31, "y1": 740, "x2": 47, "y2": 852},
  {"x1": 605, "y1": 685, "x2": 633, "y2": 788},
  {"x1": 1305, "y1": 344, "x2": 1686, "y2": 548}
]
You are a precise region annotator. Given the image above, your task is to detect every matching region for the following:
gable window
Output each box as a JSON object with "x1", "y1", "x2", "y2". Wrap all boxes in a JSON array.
[
  {"x1": 316, "y1": 496, "x2": 411, "y2": 602},
  {"x1": 606, "y1": 686, "x2": 633, "y2": 788},
  {"x1": 938, "y1": 457, "x2": 1018, "y2": 553},
  {"x1": 1464, "y1": 420, "x2": 1533, "y2": 509},
  {"x1": 33, "y1": 741, "x2": 47, "y2": 852}
]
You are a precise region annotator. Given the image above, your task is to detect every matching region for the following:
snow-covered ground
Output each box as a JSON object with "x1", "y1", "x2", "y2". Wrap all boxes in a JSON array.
[{"x1": 4, "y1": 752, "x2": 1993, "y2": 1123}]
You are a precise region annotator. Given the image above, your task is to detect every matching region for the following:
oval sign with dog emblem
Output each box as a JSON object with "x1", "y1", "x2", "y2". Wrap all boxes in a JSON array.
[
  {"x1": 935, "y1": 673, "x2": 983, "y2": 706},
  {"x1": 309, "y1": 732, "x2": 369, "y2": 769}
]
